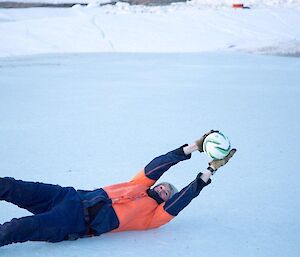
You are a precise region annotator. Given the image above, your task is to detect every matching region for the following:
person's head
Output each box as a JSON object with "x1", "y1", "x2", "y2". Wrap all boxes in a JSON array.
[{"x1": 153, "y1": 182, "x2": 178, "y2": 202}]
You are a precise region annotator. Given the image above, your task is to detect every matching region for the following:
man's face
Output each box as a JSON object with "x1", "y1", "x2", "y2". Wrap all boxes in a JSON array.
[{"x1": 153, "y1": 184, "x2": 171, "y2": 202}]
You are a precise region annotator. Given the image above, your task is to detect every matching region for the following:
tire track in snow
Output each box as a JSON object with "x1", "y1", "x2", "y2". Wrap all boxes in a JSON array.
[{"x1": 91, "y1": 16, "x2": 115, "y2": 51}]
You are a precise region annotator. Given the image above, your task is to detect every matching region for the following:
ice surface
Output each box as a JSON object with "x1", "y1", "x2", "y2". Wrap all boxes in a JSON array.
[{"x1": 0, "y1": 52, "x2": 299, "y2": 256}]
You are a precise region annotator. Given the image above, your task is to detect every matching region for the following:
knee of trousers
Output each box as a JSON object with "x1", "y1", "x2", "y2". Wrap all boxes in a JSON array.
[{"x1": 0, "y1": 217, "x2": 40, "y2": 247}]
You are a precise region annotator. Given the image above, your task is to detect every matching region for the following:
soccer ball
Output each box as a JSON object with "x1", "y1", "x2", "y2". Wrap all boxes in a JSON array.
[{"x1": 203, "y1": 132, "x2": 231, "y2": 160}]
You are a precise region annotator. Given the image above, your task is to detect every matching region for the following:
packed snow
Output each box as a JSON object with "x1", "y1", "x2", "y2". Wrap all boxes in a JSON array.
[
  {"x1": 0, "y1": 0, "x2": 300, "y2": 257},
  {"x1": 0, "y1": 1, "x2": 300, "y2": 56},
  {"x1": 1, "y1": 51, "x2": 300, "y2": 257}
]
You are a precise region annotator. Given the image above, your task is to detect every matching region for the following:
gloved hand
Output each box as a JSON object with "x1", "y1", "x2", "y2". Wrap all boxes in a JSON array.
[
  {"x1": 209, "y1": 148, "x2": 237, "y2": 172},
  {"x1": 195, "y1": 129, "x2": 219, "y2": 152}
]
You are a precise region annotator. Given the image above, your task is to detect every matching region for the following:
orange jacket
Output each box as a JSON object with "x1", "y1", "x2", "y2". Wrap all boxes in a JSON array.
[{"x1": 104, "y1": 170, "x2": 174, "y2": 232}]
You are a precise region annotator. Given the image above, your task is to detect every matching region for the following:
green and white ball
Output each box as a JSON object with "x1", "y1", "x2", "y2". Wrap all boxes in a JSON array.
[{"x1": 203, "y1": 132, "x2": 231, "y2": 160}]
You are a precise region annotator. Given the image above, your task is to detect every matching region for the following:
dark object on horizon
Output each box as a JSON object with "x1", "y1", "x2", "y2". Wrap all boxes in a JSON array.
[{"x1": 0, "y1": 0, "x2": 187, "y2": 8}]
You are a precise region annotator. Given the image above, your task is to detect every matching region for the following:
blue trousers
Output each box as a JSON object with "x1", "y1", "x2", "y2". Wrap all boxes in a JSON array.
[{"x1": 0, "y1": 177, "x2": 87, "y2": 247}]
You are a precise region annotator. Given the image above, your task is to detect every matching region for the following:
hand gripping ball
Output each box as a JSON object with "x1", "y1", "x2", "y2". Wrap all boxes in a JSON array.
[{"x1": 203, "y1": 132, "x2": 231, "y2": 160}]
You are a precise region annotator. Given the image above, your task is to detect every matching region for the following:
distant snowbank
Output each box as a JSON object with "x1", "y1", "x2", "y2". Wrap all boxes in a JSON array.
[
  {"x1": 190, "y1": 0, "x2": 300, "y2": 8},
  {"x1": 0, "y1": 3, "x2": 300, "y2": 57},
  {"x1": 0, "y1": 0, "x2": 300, "y2": 8}
]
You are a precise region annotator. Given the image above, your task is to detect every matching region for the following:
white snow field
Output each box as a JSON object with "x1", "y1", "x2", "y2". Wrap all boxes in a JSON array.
[
  {"x1": 0, "y1": 0, "x2": 300, "y2": 256},
  {"x1": 0, "y1": 52, "x2": 299, "y2": 257},
  {"x1": 0, "y1": 1, "x2": 300, "y2": 57}
]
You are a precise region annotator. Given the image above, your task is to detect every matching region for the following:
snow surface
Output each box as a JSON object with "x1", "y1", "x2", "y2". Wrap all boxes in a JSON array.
[
  {"x1": 1, "y1": 52, "x2": 300, "y2": 257},
  {"x1": 0, "y1": 0, "x2": 300, "y2": 256},
  {"x1": 0, "y1": 1, "x2": 300, "y2": 57}
]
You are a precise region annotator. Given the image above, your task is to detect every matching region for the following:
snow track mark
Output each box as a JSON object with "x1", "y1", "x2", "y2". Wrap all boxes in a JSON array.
[{"x1": 91, "y1": 15, "x2": 115, "y2": 51}]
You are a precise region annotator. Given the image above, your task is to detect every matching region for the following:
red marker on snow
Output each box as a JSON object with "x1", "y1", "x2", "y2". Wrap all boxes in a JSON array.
[
  {"x1": 232, "y1": 3, "x2": 250, "y2": 9},
  {"x1": 232, "y1": 3, "x2": 244, "y2": 8}
]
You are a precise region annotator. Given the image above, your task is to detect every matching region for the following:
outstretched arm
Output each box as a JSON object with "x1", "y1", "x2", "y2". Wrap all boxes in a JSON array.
[
  {"x1": 147, "y1": 170, "x2": 212, "y2": 229},
  {"x1": 164, "y1": 148, "x2": 237, "y2": 216},
  {"x1": 147, "y1": 148, "x2": 237, "y2": 228},
  {"x1": 131, "y1": 145, "x2": 192, "y2": 187},
  {"x1": 163, "y1": 170, "x2": 212, "y2": 216},
  {"x1": 131, "y1": 130, "x2": 221, "y2": 187},
  {"x1": 144, "y1": 145, "x2": 192, "y2": 181}
]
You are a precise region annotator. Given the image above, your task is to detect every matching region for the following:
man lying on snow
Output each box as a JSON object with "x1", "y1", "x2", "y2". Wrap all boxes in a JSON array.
[{"x1": 0, "y1": 130, "x2": 236, "y2": 247}]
